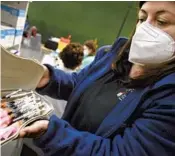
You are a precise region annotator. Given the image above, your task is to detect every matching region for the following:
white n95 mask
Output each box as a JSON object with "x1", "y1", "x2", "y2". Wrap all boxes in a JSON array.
[
  {"x1": 83, "y1": 49, "x2": 89, "y2": 57},
  {"x1": 128, "y1": 22, "x2": 175, "y2": 66}
]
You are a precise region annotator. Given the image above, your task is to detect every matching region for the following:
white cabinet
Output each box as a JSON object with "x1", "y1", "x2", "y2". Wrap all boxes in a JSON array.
[{"x1": 1, "y1": 1, "x2": 29, "y2": 52}]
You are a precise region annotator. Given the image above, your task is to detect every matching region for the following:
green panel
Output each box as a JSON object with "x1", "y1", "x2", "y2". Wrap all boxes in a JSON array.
[{"x1": 28, "y1": 1, "x2": 138, "y2": 46}]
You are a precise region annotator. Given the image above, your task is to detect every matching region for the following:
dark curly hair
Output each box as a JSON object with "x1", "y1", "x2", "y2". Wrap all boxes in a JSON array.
[
  {"x1": 59, "y1": 43, "x2": 84, "y2": 70},
  {"x1": 84, "y1": 40, "x2": 96, "y2": 56}
]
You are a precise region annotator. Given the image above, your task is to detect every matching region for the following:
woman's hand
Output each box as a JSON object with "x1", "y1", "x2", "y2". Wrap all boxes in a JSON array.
[
  {"x1": 19, "y1": 120, "x2": 49, "y2": 138},
  {"x1": 37, "y1": 65, "x2": 50, "y2": 88}
]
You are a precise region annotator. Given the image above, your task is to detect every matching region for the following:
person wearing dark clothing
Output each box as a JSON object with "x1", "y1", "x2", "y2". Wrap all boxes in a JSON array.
[{"x1": 19, "y1": 2, "x2": 175, "y2": 156}]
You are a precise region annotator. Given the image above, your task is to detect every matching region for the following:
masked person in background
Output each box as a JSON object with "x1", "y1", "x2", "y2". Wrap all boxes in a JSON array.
[
  {"x1": 19, "y1": 2, "x2": 175, "y2": 156},
  {"x1": 80, "y1": 40, "x2": 97, "y2": 69}
]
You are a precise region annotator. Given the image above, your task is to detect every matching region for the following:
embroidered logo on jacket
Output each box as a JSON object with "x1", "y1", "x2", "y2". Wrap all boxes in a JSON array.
[{"x1": 117, "y1": 89, "x2": 134, "y2": 101}]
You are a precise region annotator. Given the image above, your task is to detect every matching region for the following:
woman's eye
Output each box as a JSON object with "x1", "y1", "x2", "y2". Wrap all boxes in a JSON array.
[
  {"x1": 138, "y1": 18, "x2": 146, "y2": 23},
  {"x1": 157, "y1": 20, "x2": 168, "y2": 26}
]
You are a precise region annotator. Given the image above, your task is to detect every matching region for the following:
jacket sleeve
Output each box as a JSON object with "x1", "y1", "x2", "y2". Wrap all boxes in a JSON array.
[
  {"x1": 36, "y1": 45, "x2": 111, "y2": 101},
  {"x1": 34, "y1": 92, "x2": 175, "y2": 156}
]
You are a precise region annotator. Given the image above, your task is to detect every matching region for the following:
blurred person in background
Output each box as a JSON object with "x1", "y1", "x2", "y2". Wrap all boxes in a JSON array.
[
  {"x1": 80, "y1": 40, "x2": 97, "y2": 69},
  {"x1": 59, "y1": 42, "x2": 84, "y2": 72},
  {"x1": 30, "y1": 26, "x2": 38, "y2": 37}
]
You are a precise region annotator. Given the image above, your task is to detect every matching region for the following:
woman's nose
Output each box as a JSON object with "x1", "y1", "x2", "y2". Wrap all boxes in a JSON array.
[{"x1": 145, "y1": 17, "x2": 155, "y2": 26}]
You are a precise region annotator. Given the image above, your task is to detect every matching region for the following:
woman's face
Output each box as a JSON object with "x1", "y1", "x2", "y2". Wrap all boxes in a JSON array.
[
  {"x1": 83, "y1": 45, "x2": 91, "y2": 56},
  {"x1": 137, "y1": 2, "x2": 175, "y2": 40}
]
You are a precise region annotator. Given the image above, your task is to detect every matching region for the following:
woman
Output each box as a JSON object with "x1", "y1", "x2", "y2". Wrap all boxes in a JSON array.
[
  {"x1": 19, "y1": 2, "x2": 175, "y2": 156},
  {"x1": 80, "y1": 40, "x2": 96, "y2": 69}
]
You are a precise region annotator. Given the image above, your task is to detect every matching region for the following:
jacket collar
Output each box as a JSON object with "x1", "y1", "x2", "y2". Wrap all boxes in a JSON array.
[{"x1": 153, "y1": 72, "x2": 175, "y2": 88}]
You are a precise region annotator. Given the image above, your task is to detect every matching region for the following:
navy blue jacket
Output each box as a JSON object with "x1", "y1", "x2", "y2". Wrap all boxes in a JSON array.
[{"x1": 35, "y1": 38, "x2": 175, "y2": 156}]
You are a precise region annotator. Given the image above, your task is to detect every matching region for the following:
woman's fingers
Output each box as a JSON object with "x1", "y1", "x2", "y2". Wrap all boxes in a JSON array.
[
  {"x1": 18, "y1": 120, "x2": 49, "y2": 138},
  {"x1": 19, "y1": 130, "x2": 27, "y2": 138}
]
